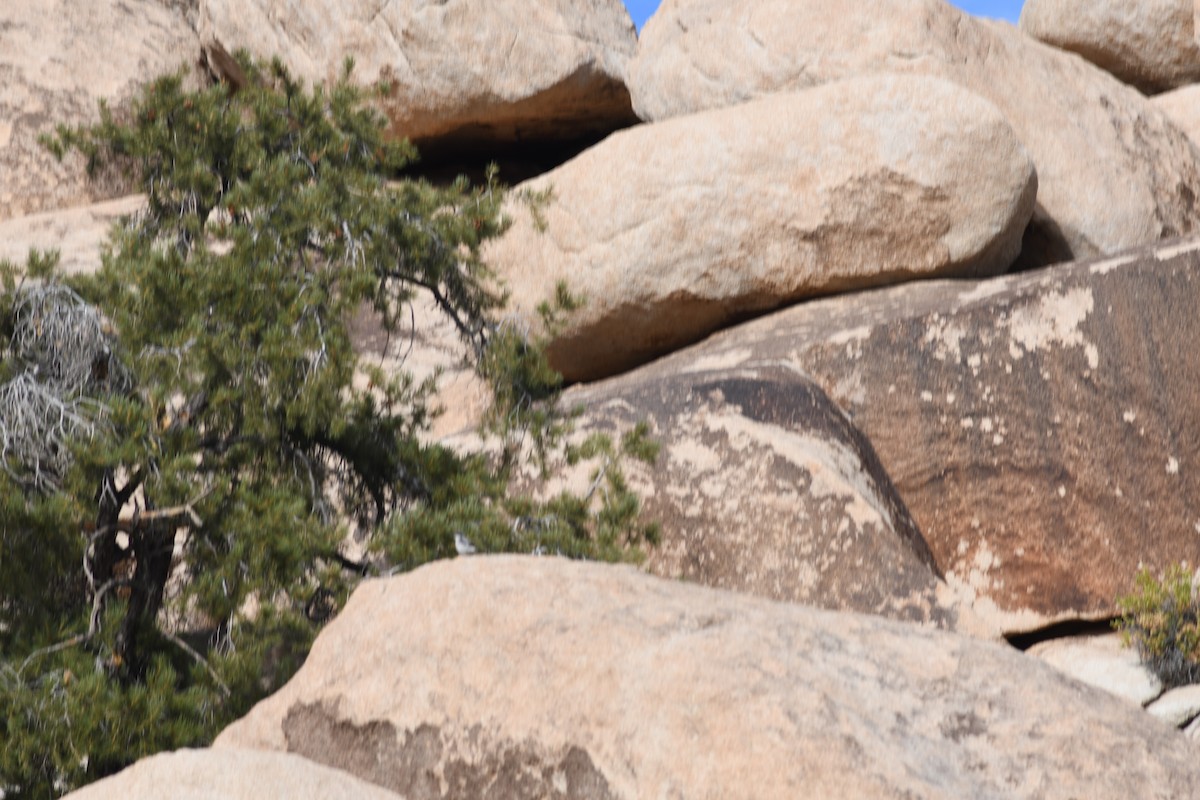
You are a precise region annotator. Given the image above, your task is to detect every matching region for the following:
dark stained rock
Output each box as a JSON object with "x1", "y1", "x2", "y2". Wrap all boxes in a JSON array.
[
  {"x1": 559, "y1": 362, "x2": 979, "y2": 631},
  {"x1": 620, "y1": 236, "x2": 1200, "y2": 633}
]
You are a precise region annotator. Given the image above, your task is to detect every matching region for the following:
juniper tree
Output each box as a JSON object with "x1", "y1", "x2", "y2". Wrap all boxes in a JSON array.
[{"x1": 0, "y1": 57, "x2": 656, "y2": 797}]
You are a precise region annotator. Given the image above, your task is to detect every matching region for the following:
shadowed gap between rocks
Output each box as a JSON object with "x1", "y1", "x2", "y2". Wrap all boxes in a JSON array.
[
  {"x1": 402, "y1": 126, "x2": 637, "y2": 187},
  {"x1": 393, "y1": 65, "x2": 641, "y2": 186},
  {"x1": 1005, "y1": 617, "x2": 1120, "y2": 652}
]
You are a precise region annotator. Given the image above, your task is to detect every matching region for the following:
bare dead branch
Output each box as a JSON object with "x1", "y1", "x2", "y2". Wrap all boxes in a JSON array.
[
  {"x1": 17, "y1": 634, "x2": 90, "y2": 679},
  {"x1": 11, "y1": 282, "x2": 130, "y2": 396},
  {"x1": 89, "y1": 578, "x2": 125, "y2": 637},
  {"x1": 0, "y1": 373, "x2": 102, "y2": 491}
]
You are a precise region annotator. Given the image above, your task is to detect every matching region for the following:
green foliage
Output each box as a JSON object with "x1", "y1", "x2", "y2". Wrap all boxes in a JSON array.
[
  {"x1": 478, "y1": 281, "x2": 584, "y2": 470},
  {"x1": 377, "y1": 421, "x2": 660, "y2": 569},
  {"x1": 1114, "y1": 563, "x2": 1200, "y2": 689},
  {"x1": 1, "y1": 55, "x2": 656, "y2": 797},
  {"x1": 2, "y1": 652, "x2": 217, "y2": 793}
]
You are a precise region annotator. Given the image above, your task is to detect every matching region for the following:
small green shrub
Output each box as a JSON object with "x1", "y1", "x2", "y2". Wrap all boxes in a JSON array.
[{"x1": 1114, "y1": 563, "x2": 1200, "y2": 688}]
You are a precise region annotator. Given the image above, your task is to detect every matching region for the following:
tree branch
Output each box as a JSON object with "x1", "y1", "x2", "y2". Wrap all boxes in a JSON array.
[
  {"x1": 164, "y1": 632, "x2": 230, "y2": 697},
  {"x1": 17, "y1": 634, "x2": 90, "y2": 679}
]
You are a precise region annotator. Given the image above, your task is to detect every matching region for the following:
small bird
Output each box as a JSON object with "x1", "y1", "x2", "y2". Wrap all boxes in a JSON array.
[{"x1": 454, "y1": 532, "x2": 476, "y2": 556}]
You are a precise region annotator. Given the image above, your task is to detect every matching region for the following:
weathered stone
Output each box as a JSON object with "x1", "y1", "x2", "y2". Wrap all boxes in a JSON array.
[
  {"x1": 1029, "y1": 633, "x2": 1164, "y2": 706},
  {"x1": 0, "y1": 195, "x2": 142, "y2": 274},
  {"x1": 630, "y1": 0, "x2": 1200, "y2": 267},
  {"x1": 1020, "y1": 0, "x2": 1200, "y2": 94},
  {"x1": 1185, "y1": 712, "x2": 1200, "y2": 739},
  {"x1": 1147, "y1": 684, "x2": 1200, "y2": 727},
  {"x1": 199, "y1": 0, "x2": 639, "y2": 168},
  {"x1": 216, "y1": 557, "x2": 1200, "y2": 799},
  {"x1": 1155, "y1": 84, "x2": 1200, "y2": 149},
  {"x1": 488, "y1": 74, "x2": 1036, "y2": 381},
  {"x1": 556, "y1": 361, "x2": 980, "y2": 631},
  {"x1": 0, "y1": 0, "x2": 198, "y2": 220},
  {"x1": 610, "y1": 236, "x2": 1200, "y2": 633},
  {"x1": 62, "y1": 747, "x2": 404, "y2": 799},
  {"x1": 348, "y1": 297, "x2": 486, "y2": 440}
]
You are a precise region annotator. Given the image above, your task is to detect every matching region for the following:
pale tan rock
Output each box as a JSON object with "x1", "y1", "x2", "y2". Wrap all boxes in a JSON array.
[
  {"x1": 630, "y1": 0, "x2": 1200, "y2": 267},
  {"x1": 0, "y1": 195, "x2": 143, "y2": 274},
  {"x1": 1155, "y1": 84, "x2": 1200, "y2": 148},
  {"x1": 602, "y1": 236, "x2": 1200, "y2": 633},
  {"x1": 555, "y1": 362, "x2": 982, "y2": 632},
  {"x1": 62, "y1": 747, "x2": 404, "y2": 799},
  {"x1": 488, "y1": 74, "x2": 1036, "y2": 381},
  {"x1": 1147, "y1": 684, "x2": 1200, "y2": 727},
  {"x1": 0, "y1": 0, "x2": 198, "y2": 220},
  {"x1": 199, "y1": 0, "x2": 639, "y2": 157},
  {"x1": 1029, "y1": 633, "x2": 1163, "y2": 706},
  {"x1": 348, "y1": 298, "x2": 487, "y2": 440},
  {"x1": 1020, "y1": 0, "x2": 1200, "y2": 94},
  {"x1": 216, "y1": 557, "x2": 1200, "y2": 799}
]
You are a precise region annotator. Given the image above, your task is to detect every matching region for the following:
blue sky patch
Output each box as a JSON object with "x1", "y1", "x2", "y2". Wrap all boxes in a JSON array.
[{"x1": 623, "y1": 1, "x2": 1025, "y2": 31}]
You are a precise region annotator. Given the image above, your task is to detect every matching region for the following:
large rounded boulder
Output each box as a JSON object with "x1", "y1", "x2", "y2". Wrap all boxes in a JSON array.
[
  {"x1": 215, "y1": 557, "x2": 1200, "y2": 799},
  {"x1": 488, "y1": 73, "x2": 1036, "y2": 381},
  {"x1": 1020, "y1": 0, "x2": 1200, "y2": 94},
  {"x1": 554, "y1": 361, "x2": 980, "y2": 631},
  {"x1": 630, "y1": 0, "x2": 1200, "y2": 267},
  {"x1": 200, "y1": 0, "x2": 640, "y2": 164}
]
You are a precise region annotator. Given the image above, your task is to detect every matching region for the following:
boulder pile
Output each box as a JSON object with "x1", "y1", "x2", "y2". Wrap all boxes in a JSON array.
[
  {"x1": 601, "y1": 237, "x2": 1200, "y2": 634},
  {"x1": 487, "y1": 73, "x2": 1036, "y2": 380},
  {"x1": 200, "y1": 0, "x2": 641, "y2": 177},
  {"x1": 1020, "y1": 0, "x2": 1200, "y2": 93},
  {"x1": 3, "y1": 0, "x2": 1196, "y2": 796}
]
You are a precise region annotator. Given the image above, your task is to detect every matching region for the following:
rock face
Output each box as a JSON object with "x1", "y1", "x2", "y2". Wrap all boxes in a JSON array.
[
  {"x1": 614, "y1": 236, "x2": 1200, "y2": 633},
  {"x1": 1147, "y1": 685, "x2": 1200, "y2": 727},
  {"x1": 199, "y1": 0, "x2": 639, "y2": 167},
  {"x1": 1154, "y1": 84, "x2": 1200, "y2": 148},
  {"x1": 1020, "y1": 0, "x2": 1200, "y2": 94},
  {"x1": 62, "y1": 748, "x2": 404, "y2": 799},
  {"x1": 0, "y1": 195, "x2": 143, "y2": 274},
  {"x1": 630, "y1": 0, "x2": 1200, "y2": 267},
  {"x1": 216, "y1": 557, "x2": 1200, "y2": 799},
  {"x1": 1029, "y1": 633, "x2": 1164, "y2": 706},
  {"x1": 1185, "y1": 711, "x2": 1200, "y2": 739},
  {"x1": 0, "y1": 0, "x2": 198, "y2": 220},
  {"x1": 488, "y1": 74, "x2": 1036, "y2": 381},
  {"x1": 559, "y1": 361, "x2": 978, "y2": 631},
  {"x1": 348, "y1": 297, "x2": 487, "y2": 440}
]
